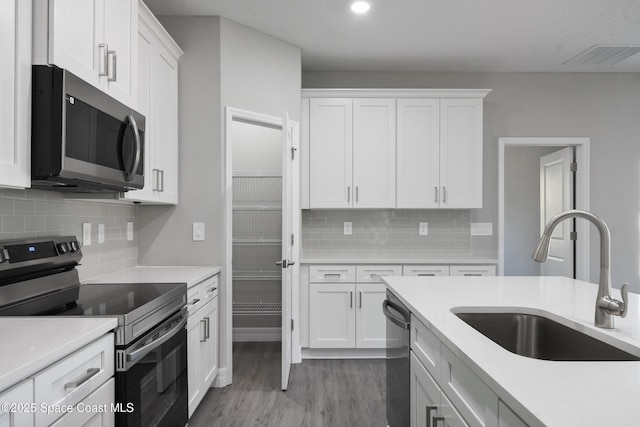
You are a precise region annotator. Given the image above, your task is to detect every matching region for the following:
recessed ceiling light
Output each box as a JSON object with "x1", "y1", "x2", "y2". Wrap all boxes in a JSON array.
[{"x1": 351, "y1": 1, "x2": 370, "y2": 14}]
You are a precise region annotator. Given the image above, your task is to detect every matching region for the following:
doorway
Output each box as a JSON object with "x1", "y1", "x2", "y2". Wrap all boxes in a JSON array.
[
  {"x1": 223, "y1": 107, "x2": 299, "y2": 391},
  {"x1": 498, "y1": 137, "x2": 590, "y2": 280}
]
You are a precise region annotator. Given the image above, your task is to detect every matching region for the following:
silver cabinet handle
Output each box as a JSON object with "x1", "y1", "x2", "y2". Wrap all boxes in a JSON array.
[
  {"x1": 107, "y1": 50, "x2": 117, "y2": 82},
  {"x1": 200, "y1": 319, "x2": 207, "y2": 342},
  {"x1": 347, "y1": 186, "x2": 351, "y2": 203},
  {"x1": 442, "y1": 186, "x2": 446, "y2": 203},
  {"x1": 159, "y1": 170, "x2": 165, "y2": 192},
  {"x1": 207, "y1": 287, "x2": 217, "y2": 293},
  {"x1": 418, "y1": 273, "x2": 436, "y2": 277},
  {"x1": 152, "y1": 169, "x2": 158, "y2": 191},
  {"x1": 350, "y1": 291, "x2": 353, "y2": 308},
  {"x1": 64, "y1": 368, "x2": 100, "y2": 389},
  {"x1": 190, "y1": 298, "x2": 200, "y2": 305},
  {"x1": 359, "y1": 291, "x2": 362, "y2": 308},
  {"x1": 203, "y1": 317, "x2": 210, "y2": 340},
  {"x1": 433, "y1": 416, "x2": 445, "y2": 427},
  {"x1": 324, "y1": 273, "x2": 341, "y2": 279},
  {"x1": 434, "y1": 186, "x2": 438, "y2": 203},
  {"x1": 356, "y1": 186, "x2": 359, "y2": 202},
  {"x1": 464, "y1": 273, "x2": 482, "y2": 276},
  {"x1": 426, "y1": 406, "x2": 438, "y2": 427},
  {"x1": 98, "y1": 44, "x2": 109, "y2": 76}
]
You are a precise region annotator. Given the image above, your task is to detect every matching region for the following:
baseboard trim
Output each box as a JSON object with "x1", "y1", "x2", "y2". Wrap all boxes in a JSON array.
[
  {"x1": 302, "y1": 348, "x2": 385, "y2": 359},
  {"x1": 213, "y1": 368, "x2": 229, "y2": 388}
]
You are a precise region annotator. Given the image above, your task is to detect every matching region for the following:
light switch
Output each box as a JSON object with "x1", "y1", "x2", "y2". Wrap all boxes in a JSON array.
[
  {"x1": 126, "y1": 222, "x2": 134, "y2": 241},
  {"x1": 419, "y1": 222, "x2": 428, "y2": 236},
  {"x1": 343, "y1": 222, "x2": 352, "y2": 236},
  {"x1": 98, "y1": 224, "x2": 105, "y2": 244},
  {"x1": 82, "y1": 223, "x2": 92, "y2": 246},
  {"x1": 193, "y1": 223, "x2": 205, "y2": 241}
]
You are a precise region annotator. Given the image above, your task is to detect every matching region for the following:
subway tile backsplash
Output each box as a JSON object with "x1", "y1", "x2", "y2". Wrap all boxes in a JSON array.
[
  {"x1": 0, "y1": 188, "x2": 137, "y2": 281},
  {"x1": 302, "y1": 209, "x2": 471, "y2": 257}
]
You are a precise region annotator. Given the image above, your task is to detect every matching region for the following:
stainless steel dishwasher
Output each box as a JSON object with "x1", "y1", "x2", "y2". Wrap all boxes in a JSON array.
[{"x1": 383, "y1": 290, "x2": 411, "y2": 427}]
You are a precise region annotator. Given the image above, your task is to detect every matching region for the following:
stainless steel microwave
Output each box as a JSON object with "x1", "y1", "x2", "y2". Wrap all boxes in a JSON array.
[{"x1": 31, "y1": 65, "x2": 145, "y2": 193}]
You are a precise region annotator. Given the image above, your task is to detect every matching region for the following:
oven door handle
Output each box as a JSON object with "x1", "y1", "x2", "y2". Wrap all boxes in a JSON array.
[
  {"x1": 382, "y1": 299, "x2": 410, "y2": 330},
  {"x1": 126, "y1": 314, "x2": 187, "y2": 362}
]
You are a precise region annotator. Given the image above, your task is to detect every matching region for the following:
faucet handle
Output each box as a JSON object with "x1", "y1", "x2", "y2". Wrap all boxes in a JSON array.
[{"x1": 620, "y1": 283, "x2": 629, "y2": 318}]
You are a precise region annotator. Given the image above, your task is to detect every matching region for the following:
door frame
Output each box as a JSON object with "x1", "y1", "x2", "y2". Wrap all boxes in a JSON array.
[
  {"x1": 498, "y1": 137, "x2": 590, "y2": 280},
  {"x1": 222, "y1": 107, "x2": 298, "y2": 387}
]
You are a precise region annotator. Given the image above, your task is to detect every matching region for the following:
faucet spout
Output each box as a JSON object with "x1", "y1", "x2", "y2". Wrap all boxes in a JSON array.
[{"x1": 532, "y1": 209, "x2": 627, "y2": 329}]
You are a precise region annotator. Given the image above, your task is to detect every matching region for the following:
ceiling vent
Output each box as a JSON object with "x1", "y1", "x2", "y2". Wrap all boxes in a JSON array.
[{"x1": 563, "y1": 45, "x2": 640, "y2": 66}]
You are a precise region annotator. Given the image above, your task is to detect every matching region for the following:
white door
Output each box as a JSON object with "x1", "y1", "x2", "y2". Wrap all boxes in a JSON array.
[
  {"x1": 280, "y1": 115, "x2": 295, "y2": 390},
  {"x1": 540, "y1": 147, "x2": 574, "y2": 277},
  {"x1": 352, "y1": 99, "x2": 396, "y2": 208}
]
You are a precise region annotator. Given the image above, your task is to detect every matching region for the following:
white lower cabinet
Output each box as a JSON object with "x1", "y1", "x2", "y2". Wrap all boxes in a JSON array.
[
  {"x1": 309, "y1": 283, "x2": 355, "y2": 348},
  {"x1": 411, "y1": 315, "x2": 528, "y2": 427},
  {"x1": 187, "y1": 275, "x2": 219, "y2": 417},
  {"x1": 411, "y1": 352, "x2": 467, "y2": 427},
  {"x1": 50, "y1": 378, "x2": 115, "y2": 427},
  {"x1": 0, "y1": 380, "x2": 34, "y2": 427}
]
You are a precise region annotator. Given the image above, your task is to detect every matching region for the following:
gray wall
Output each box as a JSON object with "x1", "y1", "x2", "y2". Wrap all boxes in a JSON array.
[
  {"x1": 303, "y1": 72, "x2": 640, "y2": 290},
  {"x1": 504, "y1": 146, "x2": 558, "y2": 276}
]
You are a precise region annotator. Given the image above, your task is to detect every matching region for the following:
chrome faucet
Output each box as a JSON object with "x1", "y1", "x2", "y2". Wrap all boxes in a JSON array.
[{"x1": 532, "y1": 209, "x2": 628, "y2": 329}]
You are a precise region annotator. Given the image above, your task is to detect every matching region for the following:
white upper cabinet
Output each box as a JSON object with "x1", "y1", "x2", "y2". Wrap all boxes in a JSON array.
[
  {"x1": 396, "y1": 99, "x2": 440, "y2": 208},
  {"x1": 35, "y1": 0, "x2": 138, "y2": 107},
  {"x1": 397, "y1": 97, "x2": 484, "y2": 209},
  {"x1": 353, "y1": 99, "x2": 396, "y2": 208},
  {"x1": 309, "y1": 98, "x2": 395, "y2": 209},
  {"x1": 123, "y1": 1, "x2": 182, "y2": 205},
  {"x1": 303, "y1": 89, "x2": 489, "y2": 210},
  {"x1": 0, "y1": 0, "x2": 31, "y2": 189},
  {"x1": 439, "y1": 98, "x2": 484, "y2": 208},
  {"x1": 309, "y1": 98, "x2": 353, "y2": 208}
]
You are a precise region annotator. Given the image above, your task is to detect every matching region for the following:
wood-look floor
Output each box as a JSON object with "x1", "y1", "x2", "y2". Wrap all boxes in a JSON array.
[{"x1": 188, "y1": 342, "x2": 387, "y2": 427}]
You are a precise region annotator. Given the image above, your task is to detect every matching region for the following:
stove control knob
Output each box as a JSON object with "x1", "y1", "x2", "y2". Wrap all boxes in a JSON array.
[
  {"x1": 69, "y1": 241, "x2": 79, "y2": 252},
  {"x1": 57, "y1": 242, "x2": 69, "y2": 254}
]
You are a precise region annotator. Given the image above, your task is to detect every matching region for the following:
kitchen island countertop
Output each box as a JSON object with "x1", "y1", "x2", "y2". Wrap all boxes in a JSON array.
[{"x1": 382, "y1": 275, "x2": 640, "y2": 426}]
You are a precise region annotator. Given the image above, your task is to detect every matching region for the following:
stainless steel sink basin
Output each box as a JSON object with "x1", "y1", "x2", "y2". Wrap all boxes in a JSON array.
[{"x1": 455, "y1": 312, "x2": 640, "y2": 361}]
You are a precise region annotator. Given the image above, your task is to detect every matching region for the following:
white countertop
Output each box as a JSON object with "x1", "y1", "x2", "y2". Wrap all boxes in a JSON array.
[
  {"x1": 88, "y1": 266, "x2": 221, "y2": 288},
  {"x1": 301, "y1": 255, "x2": 498, "y2": 265},
  {"x1": 0, "y1": 317, "x2": 117, "y2": 393},
  {"x1": 382, "y1": 276, "x2": 640, "y2": 427}
]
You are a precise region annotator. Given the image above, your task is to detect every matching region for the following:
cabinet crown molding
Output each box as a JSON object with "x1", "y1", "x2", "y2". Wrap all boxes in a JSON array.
[{"x1": 302, "y1": 88, "x2": 492, "y2": 99}]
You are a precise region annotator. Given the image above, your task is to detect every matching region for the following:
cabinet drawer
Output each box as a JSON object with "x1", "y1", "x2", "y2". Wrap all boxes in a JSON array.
[
  {"x1": 450, "y1": 265, "x2": 496, "y2": 276},
  {"x1": 356, "y1": 265, "x2": 402, "y2": 282},
  {"x1": 34, "y1": 334, "x2": 114, "y2": 426},
  {"x1": 498, "y1": 400, "x2": 528, "y2": 427},
  {"x1": 310, "y1": 265, "x2": 355, "y2": 283},
  {"x1": 410, "y1": 315, "x2": 441, "y2": 381},
  {"x1": 403, "y1": 265, "x2": 450, "y2": 277},
  {"x1": 441, "y1": 346, "x2": 498, "y2": 427},
  {"x1": 0, "y1": 379, "x2": 33, "y2": 427},
  {"x1": 187, "y1": 285, "x2": 203, "y2": 314},
  {"x1": 50, "y1": 378, "x2": 115, "y2": 427},
  {"x1": 201, "y1": 275, "x2": 219, "y2": 303}
]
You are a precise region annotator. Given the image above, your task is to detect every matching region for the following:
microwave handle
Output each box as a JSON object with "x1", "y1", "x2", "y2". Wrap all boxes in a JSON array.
[{"x1": 126, "y1": 115, "x2": 141, "y2": 182}]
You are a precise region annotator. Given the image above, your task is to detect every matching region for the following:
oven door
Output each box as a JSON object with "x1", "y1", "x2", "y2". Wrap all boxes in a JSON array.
[
  {"x1": 383, "y1": 290, "x2": 411, "y2": 427},
  {"x1": 116, "y1": 309, "x2": 188, "y2": 427}
]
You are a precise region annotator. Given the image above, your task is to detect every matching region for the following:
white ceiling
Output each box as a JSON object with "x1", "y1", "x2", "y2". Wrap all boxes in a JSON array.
[{"x1": 144, "y1": 0, "x2": 640, "y2": 72}]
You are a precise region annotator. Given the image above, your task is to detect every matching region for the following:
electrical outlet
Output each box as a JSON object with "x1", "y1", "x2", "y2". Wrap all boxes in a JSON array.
[
  {"x1": 193, "y1": 223, "x2": 205, "y2": 241},
  {"x1": 82, "y1": 223, "x2": 91, "y2": 246},
  {"x1": 471, "y1": 222, "x2": 493, "y2": 236},
  {"x1": 343, "y1": 222, "x2": 353, "y2": 235},
  {"x1": 126, "y1": 222, "x2": 134, "y2": 241},
  {"x1": 419, "y1": 222, "x2": 428, "y2": 236},
  {"x1": 98, "y1": 224, "x2": 105, "y2": 244}
]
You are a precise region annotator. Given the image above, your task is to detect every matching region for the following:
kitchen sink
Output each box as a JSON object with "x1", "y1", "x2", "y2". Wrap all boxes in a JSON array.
[{"x1": 454, "y1": 312, "x2": 640, "y2": 361}]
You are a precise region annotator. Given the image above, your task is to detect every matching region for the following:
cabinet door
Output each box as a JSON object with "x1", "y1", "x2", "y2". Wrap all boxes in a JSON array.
[
  {"x1": 153, "y1": 45, "x2": 179, "y2": 204},
  {"x1": 439, "y1": 99, "x2": 483, "y2": 208},
  {"x1": 309, "y1": 283, "x2": 355, "y2": 348},
  {"x1": 201, "y1": 297, "x2": 218, "y2": 389},
  {"x1": 187, "y1": 308, "x2": 205, "y2": 417},
  {"x1": 0, "y1": 0, "x2": 30, "y2": 188},
  {"x1": 309, "y1": 99, "x2": 353, "y2": 208},
  {"x1": 355, "y1": 283, "x2": 388, "y2": 348},
  {"x1": 397, "y1": 99, "x2": 441, "y2": 208},
  {"x1": 410, "y1": 352, "x2": 441, "y2": 427},
  {"x1": 102, "y1": 0, "x2": 136, "y2": 106},
  {"x1": 0, "y1": 380, "x2": 34, "y2": 427},
  {"x1": 48, "y1": 0, "x2": 101, "y2": 88},
  {"x1": 353, "y1": 99, "x2": 396, "y2": 208}
]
